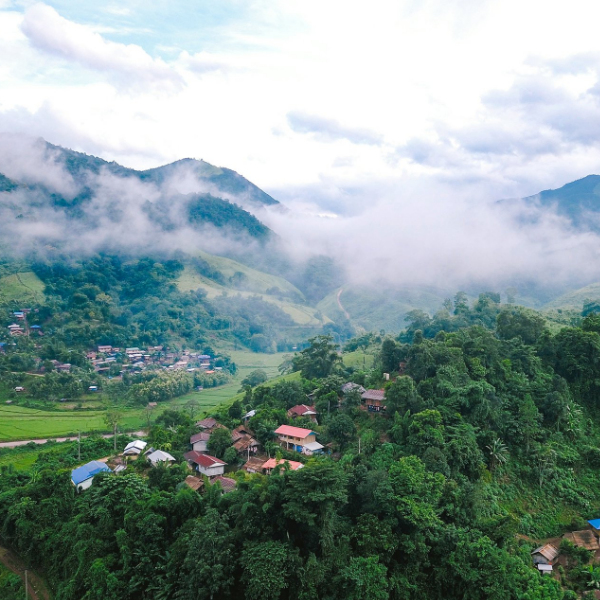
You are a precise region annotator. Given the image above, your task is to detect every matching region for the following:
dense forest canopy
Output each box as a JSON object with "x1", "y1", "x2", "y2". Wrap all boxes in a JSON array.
[{"x1": 3, "y1": 293, "x2": 600, "y2": 598}]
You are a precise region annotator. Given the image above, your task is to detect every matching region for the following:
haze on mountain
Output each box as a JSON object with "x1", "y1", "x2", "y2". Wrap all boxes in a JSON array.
[{"x1": 3, "y1": 135, "x2": 600, "y2": 324}]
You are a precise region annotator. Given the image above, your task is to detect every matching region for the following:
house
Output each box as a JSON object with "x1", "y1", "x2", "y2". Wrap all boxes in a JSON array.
[
  {"x1": 88, "y1": 385, "x2": 98, "y2": 392},
  {"x1": 588, "y1": 519, "x2": 600, "y2": 536},
  {"x1": 98, "y1": 345, "x2": 112, "y2": 353},
  {"x1": 341, "y1": 382, "x2": 366, "y2": 395},
  {"x1": 184, "y1": 451, "x2": 226, "y2": 477},
  {"x1": 537, "y1": 564, "x2": 553, "y2": 575},
  {"x1": 14, "y1": 386, "x2": 25, "y2": 393},
  {"x1": 302, "y1": 441, "x2": 324, "y2": 456},
  {"x1": 287, "y1": 404, "x2": 318, "y2": 423},
  {"x1": 184, "y1": 475, "x2": 204, "y2": 492},
  {"x1": 242, "y1": 456, "x2": 266, "y2": 473},
  {"x1": 212, "y1": 475, "x2": 237, "y2": 493},
  {"x1": 196, "y1": 417, "x2": 224, "y2": 431},
  {"x1": 71, "y1": 460, "x2": 112, "y2": 491},
  {"x1": 361, "y1": 389, "x2": 386, "y2": 412},
  {"x1": 243, "y1": 410, "x2": 256, "y2": 422},
  {"x1": 123, "y1": 440, "x2": 147, "y2": 456},
  {"x1": 262, "y1": 458, "x2": 304, "y2": 474},
  {"x1": 275, "y1": 425, "x2": 318, "y2": 453},
  {"x1": 190, "y1": 431, "x2": 211, "y2": 453},
  {"x1": 147, "y1": 450, "x2": 176, "y2": 466},
  {"x1": 231, "y1": 425, "x2": 253, "y2": 443},
  {"x1": 562, "y1": 530, "x2": 600, "y2": 551},
  {"x1": 233, "y1": 435, "x2": 259, "y2": 456},
  {"x1": 56, "y1": 363, "x2": 71, "y2": 373},
  {"x1": 531, "y1": 544, "x2": 559, "y2": 566}
]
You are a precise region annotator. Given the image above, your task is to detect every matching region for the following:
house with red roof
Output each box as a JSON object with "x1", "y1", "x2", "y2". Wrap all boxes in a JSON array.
[
  {"x1": 287, "y1": 404, "x2": 318, "y2": 423},
  {"x1": 275, "y1": 424, "x2": 320, "y2": 454},
  {"x1": 184, "y1": 451, "x2": 226, "y2": 477},
  {"x1": 262, "y1": 458, "x2": 304, "y2": 474}
]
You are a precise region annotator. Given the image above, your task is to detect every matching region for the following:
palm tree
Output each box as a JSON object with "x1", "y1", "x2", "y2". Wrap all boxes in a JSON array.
[{"x1": 486, "y1": 438, "x2": 508, "y2": 472}]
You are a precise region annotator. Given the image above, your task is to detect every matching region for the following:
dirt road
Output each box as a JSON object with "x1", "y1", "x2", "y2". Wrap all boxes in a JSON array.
[
  {"x1": 0, "y1": 430, "x2": 147, "y2": 449},
  {"x1": 0, "y1": 544, "x2": 51, "y2": 600}
]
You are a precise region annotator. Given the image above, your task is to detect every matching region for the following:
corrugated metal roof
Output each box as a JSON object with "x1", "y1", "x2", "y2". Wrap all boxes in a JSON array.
[
  {"x1": 71, "y1": 461, "x2": 111, "y2": 485},
  {"x1": 184, "y1": 475, "x2": 204, "y2": 491},
  {"x1": 275, "y1": 425, "x2": 315, "y2": 438},
  {"x1": 213, "y1": 475, "x2": 236, "y2": 493},
  {"x1": 563, "y1": 530, "x2": 599, "y2": 551},
  {"x1": 262, "y1": 458, "x2": 304, "y2": 471},
  {"x1": 304, "y1": 441, "x2": 324, "y2": 451},
  {"x1": 531, "y1": 544, "x2": 559, "y2": 561},
  {"x1": 184, "y1": 451, "x2": 226, "y2": 468},
  {"x1": 288, "y1": 404, "x2": 317, "y2": 417},
  {"x1": 124, "y1": 440, "x2": 147, "y2": 453},
  {"x1": 190, "y1": 432, "x2": 211, "y2": 443},
  {"x1": 361, "y1": 389, "x2": 386, "y2": 401},
  {"x1": 147, "y1": 450, "x2": 175, "y2": 463}
]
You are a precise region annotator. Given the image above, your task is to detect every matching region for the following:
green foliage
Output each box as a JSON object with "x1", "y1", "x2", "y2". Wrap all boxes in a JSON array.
[{"x1": 292, "y1": 335, "x2": 341, "y2": 379}]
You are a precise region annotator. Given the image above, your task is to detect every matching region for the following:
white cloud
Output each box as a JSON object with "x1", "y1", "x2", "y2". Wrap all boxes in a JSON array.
[{"x1": 20, "y1": 3, "x2": 184, "y2": 90}]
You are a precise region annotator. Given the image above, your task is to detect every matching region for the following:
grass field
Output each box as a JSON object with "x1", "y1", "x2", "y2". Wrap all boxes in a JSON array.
[
  {"x1": 177, "y1": 266, "x2": 325, "y2": 326},
  {"x1": 0, "y1": 271, "x2": 45, "y2": 304},
  {"x1": 0, "y1": 350, "x2": 372, "y2": 442},
  {"x1": 0, "y1": 351, "x2": 292, "y2": 441}
]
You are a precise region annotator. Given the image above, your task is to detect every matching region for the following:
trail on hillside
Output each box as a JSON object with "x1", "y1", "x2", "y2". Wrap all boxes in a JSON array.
[
  {"x1": 336, "y1": 288, "x2": 351, "y2": 321},
  {"x1": 0, "y1": 544, "x2": 51, "y2": 600}
]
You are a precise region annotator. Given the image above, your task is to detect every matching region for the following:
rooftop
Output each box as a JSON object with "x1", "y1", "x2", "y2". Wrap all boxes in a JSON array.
[
  {"x1": 275, "y1": 424, "x2": 315, "y2": 438},
  {"x1": 263, "y1": 458, "x2": 304, "y2": 471},
  {"x1": 361, "y1": 389, "x2": 386, "y2": 401},
  {"x1": 71, "y1": 461, "x2": 111, "y2": 486},
  {"x1": 184, "y1": 451, "x2": 226, "y2": 468}
]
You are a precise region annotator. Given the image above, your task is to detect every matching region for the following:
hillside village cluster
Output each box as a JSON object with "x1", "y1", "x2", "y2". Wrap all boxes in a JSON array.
[
  {"x1": 3, "y1": 309, "x2": 223, "y2": 391},
  {"x1": 71, "y1": 404, "x2": 329, "y2": 494}
]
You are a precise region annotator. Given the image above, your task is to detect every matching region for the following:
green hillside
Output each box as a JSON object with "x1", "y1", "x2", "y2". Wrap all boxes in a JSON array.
[
  {"x1": 318, "y1": 284, "x2": 447, "y2": 333},
  {"x1": 543, "y1": 281, "x2": 600, "y2": 310},
  {"x1": 177, "y1": 261, "x2": 326, "y2": 326},
  {"x1": 0, "y1": 272, "x2": 45, "y2": 304}
]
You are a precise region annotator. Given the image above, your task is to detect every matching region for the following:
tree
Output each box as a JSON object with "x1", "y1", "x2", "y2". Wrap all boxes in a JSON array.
[
  {"x1": 385, "y1": 376, "x2": 421, "y2": 415},
  {"x1": 228, "y1": 400, "x2": 243, "y2": 420},
  {"x1": 241, "y1": 369, "x2": 268, "y2": 388},
  {"x1": 104, "y1": 409, "x2": 122, "y2": 453},
  {"x1": 496, "y1": 307, "x2": 547, "y2": 345},
  {"x1": 241, "y1": 541, "x2": 293, "y2": 600},
  {"x1": 486, "y1": 438, "x2": 508, "y2": 473},
  {"x1": 326, "y1": 414, "x2": 356, "y2": 450},
  {"x1": 207, "y1": 427, "x2": 232, "y2": 459},
  {"x1": 340, "y1": 556, "x2": 389, "y2": 600},
  {"x1": 292, "y1": 335, "x2": 341, "y2": 379}
]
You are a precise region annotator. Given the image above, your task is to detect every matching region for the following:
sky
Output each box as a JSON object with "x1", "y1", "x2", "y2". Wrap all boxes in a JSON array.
[{"x1": 2, "y1": 0, "x2": 600, "y2": 214}]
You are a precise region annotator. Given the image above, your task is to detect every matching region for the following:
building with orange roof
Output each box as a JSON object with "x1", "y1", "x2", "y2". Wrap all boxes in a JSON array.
[{"x1": 274, "y1": 424, "x2": 319, "y2": 453}]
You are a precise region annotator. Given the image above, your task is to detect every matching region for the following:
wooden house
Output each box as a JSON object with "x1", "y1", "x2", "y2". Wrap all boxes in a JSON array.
[
  {"x1": 531, "y1": 544, "x2": 558, "y2": 565},
  {"x1": 361, "y1": 389, "x2": 386, "y2": 412},
  {"x1": 274, "y1": 425, "x2": 318, "y2": 453}
]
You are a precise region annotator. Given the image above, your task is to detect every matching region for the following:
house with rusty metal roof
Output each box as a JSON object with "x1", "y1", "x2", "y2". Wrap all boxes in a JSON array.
[
  {"x1": 531, "y1": 544, "x2": 559, "y2": 565},
  {"x1": 190, "y1": 431, "x2": 211, "y2": 452},
  {"x1": 184, "y1": 475, "x2": 204, "y2": 492},
  {"x1": 212, "y1": 475, "x2": 237, "y2": 493},
  {"x1": 242, "y1": 456, "x2": 266, "y2": 473},
  {"x1": 361, "y1": 389, "x2": 386, "y2": 412},
  {"x1": 562, "y1": 530, "x2": 600, "y2": 551}
]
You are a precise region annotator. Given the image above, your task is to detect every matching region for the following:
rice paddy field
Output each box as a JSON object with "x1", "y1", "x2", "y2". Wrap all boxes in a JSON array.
[{"x1": 0, "y1": 350, "x2": 372, "y2": 442}]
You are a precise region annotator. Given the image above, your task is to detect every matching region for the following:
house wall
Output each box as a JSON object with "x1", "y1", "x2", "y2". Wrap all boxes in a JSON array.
[
  {"x1": 277, "y1": 433, "x2": 316, "y2": 452},
  {"x1": 77, "y1": 477, "x2": 94, "y2": 492},
  {"x1": 192, "y1": 440, "x2": 208, "y2": 452},
  {"x1": 198, "y1": 464, "x2": 224, "y2": 477}
]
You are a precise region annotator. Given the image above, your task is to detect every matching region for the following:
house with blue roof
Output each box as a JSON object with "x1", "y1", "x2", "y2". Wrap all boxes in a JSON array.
[{"x1": 71, "y1": 460, "x2": 112, "y2": 492}]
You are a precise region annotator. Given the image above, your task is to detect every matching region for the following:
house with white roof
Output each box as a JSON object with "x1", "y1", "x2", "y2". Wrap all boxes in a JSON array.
[
  {"x1": 147, "y1": 450, "x2": 176, "y2": 466},
  {"x1": 123, "y1": 440, "x2": 147, "y2": 456}
]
